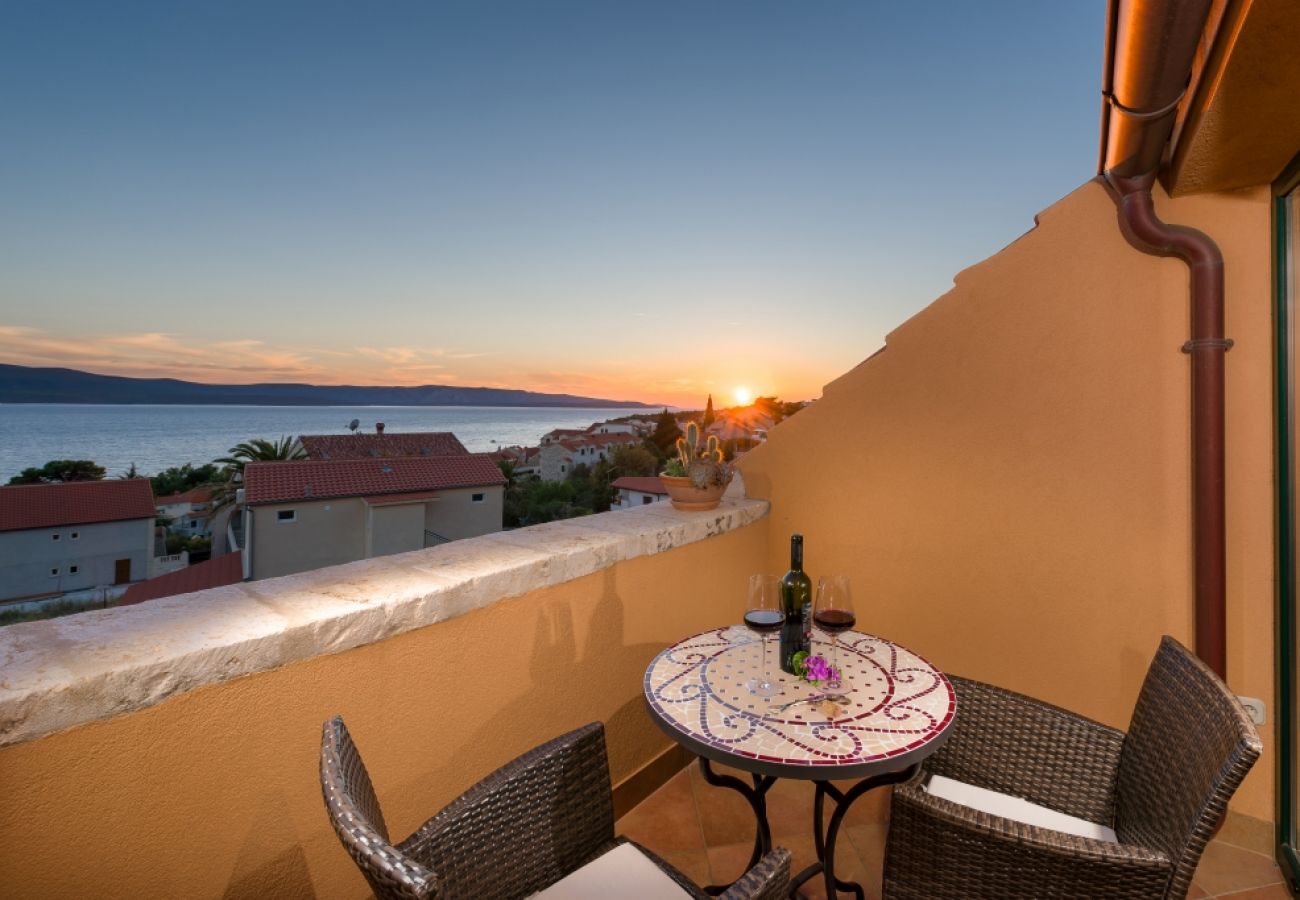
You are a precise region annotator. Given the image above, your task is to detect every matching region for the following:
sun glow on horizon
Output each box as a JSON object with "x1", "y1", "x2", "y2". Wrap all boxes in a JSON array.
[{"x1": 733, "y1": 386, "x2": 753, "y2": 406}]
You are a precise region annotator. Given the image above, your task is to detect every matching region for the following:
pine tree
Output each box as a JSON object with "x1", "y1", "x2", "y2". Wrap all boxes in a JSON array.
[
  {"x1": 649, "y1": 408, "x2": 683, "y2": 459},
  {"x1": 702, "y1": 394, "x2": 715, "y2": 430}
]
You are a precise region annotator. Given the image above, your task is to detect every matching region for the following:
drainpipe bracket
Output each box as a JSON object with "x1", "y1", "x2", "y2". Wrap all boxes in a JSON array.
[{"x1": 1182, "y1": 338, "x2": 1234, "y2": 353}]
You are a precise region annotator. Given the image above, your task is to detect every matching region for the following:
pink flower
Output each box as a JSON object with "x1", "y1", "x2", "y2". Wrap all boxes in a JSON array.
[{"x1": 803, "y1": 654, "x2": 840, "y2": 685}]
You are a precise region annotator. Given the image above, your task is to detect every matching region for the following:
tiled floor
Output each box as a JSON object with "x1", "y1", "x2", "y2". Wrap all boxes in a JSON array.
[{"x1": 615, "y1": 762, "x2": 1291, "y2": 900}]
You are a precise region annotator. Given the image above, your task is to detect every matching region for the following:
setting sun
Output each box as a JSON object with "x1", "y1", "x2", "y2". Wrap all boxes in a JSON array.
[{"x1": 733, "y1": 386, "x2": 753, "y2": 406}]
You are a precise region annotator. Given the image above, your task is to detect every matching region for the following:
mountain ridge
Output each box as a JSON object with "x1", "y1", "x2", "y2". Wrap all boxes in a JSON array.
[{"x1": 0, "y1": 364, "x2": 658, "y2": 408}]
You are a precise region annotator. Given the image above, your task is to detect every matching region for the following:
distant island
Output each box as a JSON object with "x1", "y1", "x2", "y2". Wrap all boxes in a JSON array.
[{"x1": 0, "y1": 365, "x2": 658, "y2": 408}]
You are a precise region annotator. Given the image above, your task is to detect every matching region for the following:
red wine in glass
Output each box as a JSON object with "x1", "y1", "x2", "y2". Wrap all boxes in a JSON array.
[
  {"x1": 744, "y1": 609, "x2": 784, "y2": 634},
  {"x1": 745, "y1": 575, "x2": 783, "y2": 697},
  {"x1": 813, "y1": 609, "x2": 855, "y2": 634},
  {"x1": 814, "y1": 575, "x2": 854, "y2": 689}
]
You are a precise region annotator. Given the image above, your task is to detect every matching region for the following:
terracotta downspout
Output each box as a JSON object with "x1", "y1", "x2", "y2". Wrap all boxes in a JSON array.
[{"x1": 1099, "y1": 0, "x2": 1228, "y2": 677}]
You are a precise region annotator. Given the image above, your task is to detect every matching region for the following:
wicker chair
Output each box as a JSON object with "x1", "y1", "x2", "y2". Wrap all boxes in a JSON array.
[
  {"x1": 322, "y1": 717, "x2": 790, "y2": 899},
  {"x1": 883, "y1": 635, "x2": 1262, "y2": 900}
]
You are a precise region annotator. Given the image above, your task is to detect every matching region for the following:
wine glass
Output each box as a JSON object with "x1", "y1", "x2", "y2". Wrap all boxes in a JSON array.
[
  {"x1": 814, "y1": 575, "x2": 855, "y2": 690},
  {"x1": 743, "y1": 574, "x2": 784, "y2": 697}
]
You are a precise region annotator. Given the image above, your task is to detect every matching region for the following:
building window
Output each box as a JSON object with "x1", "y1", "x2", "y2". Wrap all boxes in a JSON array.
[
  {"x1": 642, "y1": 495, "x2": 654, "y2": 505},
  {"x1": 277, "y1": 510, "x2": 297, "y2": 523},
  {"x1": 561, "y1": 465, "x2": 567, "y2": 473},
  {"x1": 472, "y1": 493, "x2": 485, "y2": 503},
  {"x1": 69, "y1": 565, "x2": 79, "y2": 574},
  {"x1": 70, "y1": 531, "x2": 79, "y2": 540},
  {"x1": 49, "y1": 567, "x2": 59, "y2": 577},
  {"x1": 51, "y1": 533, "x2": 60, "y2": 541}
]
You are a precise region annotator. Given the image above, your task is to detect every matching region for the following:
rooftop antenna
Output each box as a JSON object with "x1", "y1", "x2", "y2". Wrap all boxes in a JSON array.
[{"x1": 348, "y1": 418, "x2": 360, "y2": 433}]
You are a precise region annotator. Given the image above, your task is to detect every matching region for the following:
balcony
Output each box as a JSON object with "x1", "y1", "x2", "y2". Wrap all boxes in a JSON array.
[{"x1": 0, "y1": 153, "x2": 1287, "y2": 900}]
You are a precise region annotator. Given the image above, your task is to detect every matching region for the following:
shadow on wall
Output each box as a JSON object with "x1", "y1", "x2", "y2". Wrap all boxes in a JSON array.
[
  {"x1": 223, "y1": 791, "x2": 317, "y2": 900},
  {"x1": 313, "y1": 567, "x2": 670, "y2": 891}
]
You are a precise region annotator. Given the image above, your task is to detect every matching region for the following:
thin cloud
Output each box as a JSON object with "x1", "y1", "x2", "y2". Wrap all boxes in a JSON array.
[
  {"x1": 0, "y1": 323, "x2": 684, "y2": 403},
  {"x1": 0, "y1": 323, "x2": 491, "y2": 388}
]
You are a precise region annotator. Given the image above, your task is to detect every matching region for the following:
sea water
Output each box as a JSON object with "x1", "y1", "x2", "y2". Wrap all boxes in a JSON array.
[{"x1": 0, "y1": 404, "x2": 648, "y2": 481}]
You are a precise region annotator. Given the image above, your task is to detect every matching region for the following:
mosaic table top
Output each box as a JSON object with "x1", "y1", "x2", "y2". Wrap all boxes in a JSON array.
[{"x1": 644, "y1": 625, "x2": 956, "y2": 779}]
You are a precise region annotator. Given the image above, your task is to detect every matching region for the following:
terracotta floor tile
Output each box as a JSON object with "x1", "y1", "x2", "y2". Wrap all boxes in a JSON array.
[
  {"x1": 1214, "y1": 885, "x2": 1295, "y2": 899},
  {"x1": 772, "y1": 829, "x2": 872, "y2": 900},
  {"x1": 767, "y1": 775, "x2": 820, "y2": 834},
  {"x1": 1191, "y1": 840, "x2": 1284, "y2": 896},
  {"x1": 690, "y1": 761, "x2": 819, "y2": 846},
  {"x1": 1186, "y1": 883, "x2": 1211, "y2": 898},
  {"x1": 656, "y1": 849, "x2": 712, "y2": 889},
  {"x1": 827, "y1": 780, "x2": 892, "y2": 828},
  {"x1": 614, "y1": 769, "x2": 705, "y2": 855},
  {"x1": 842, "y1": 821, "x2": 889, "y2": 896},
  {"x1": 706, "y1": 841, "x2": 769, "y2": 890}
]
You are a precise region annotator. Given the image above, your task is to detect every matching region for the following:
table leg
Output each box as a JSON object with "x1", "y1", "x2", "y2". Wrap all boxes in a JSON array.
[
  {"x1": 698, "y1": 757, "x2": 777, "y2": 895},
  {"x1": 790, "y1": 764, "x2": 919, "y2": 900}
]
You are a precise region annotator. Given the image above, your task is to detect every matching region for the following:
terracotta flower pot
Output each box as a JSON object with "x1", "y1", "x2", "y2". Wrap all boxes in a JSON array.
[{"x1": 659, "y1": 474, "x2": 728, "y2": 511}]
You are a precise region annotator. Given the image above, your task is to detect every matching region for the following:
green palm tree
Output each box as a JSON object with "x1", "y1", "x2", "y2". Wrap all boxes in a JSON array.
[{"x1": 210, "y1": 436, "x2": 305, "y2": 511}]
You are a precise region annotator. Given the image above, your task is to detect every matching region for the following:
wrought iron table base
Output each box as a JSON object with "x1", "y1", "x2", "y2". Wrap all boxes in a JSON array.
[{"x1": 699, "y1": 757, "x2": 919, "y2": 900}]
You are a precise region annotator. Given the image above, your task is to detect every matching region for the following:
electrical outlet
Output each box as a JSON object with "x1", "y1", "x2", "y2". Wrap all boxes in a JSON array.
[{"x1": 1238, "y1": 695, "x2": 1266, "y2": 726}]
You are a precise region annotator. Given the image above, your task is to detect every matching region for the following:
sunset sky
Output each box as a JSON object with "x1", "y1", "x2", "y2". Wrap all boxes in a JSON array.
[{"x1": 0, "y1": 2, "x2": 1101, "y2": 408}]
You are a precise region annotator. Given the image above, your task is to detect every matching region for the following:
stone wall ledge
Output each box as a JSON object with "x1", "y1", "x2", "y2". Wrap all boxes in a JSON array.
[{"x1": 0, "y1": 489, "x2": 768, "y2": 747}]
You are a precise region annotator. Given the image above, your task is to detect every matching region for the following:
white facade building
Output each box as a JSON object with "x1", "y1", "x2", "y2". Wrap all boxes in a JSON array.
[{"x1": 0, "y1": 479, "x2": 156, "y2": 602}]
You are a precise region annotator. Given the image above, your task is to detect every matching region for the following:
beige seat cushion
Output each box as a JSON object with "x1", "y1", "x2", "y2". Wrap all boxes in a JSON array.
[
  {"x1": 530, "y1": 842, "x2": 692, "y2": 899},
  {"x1": 924, "y1": 774, "x2": 1118, "y2": 843}
]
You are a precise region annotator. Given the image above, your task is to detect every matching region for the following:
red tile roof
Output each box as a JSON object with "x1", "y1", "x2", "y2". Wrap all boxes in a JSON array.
[
  {"x1": 119, "y1": 552, "x2": 243, "y2": 605},
  {"x1": 0, "y1": 479, "x2": 156, "y2": 532},
  {"x1": 299, "y1": 432, "x2": 468, "y2": 460},
  {"x1": 612, "y1": 476, "x2": 669, "y2": 495},
  {"x1": 155, "y1": 487, "x2": 214, "y2": 506},
  {"x1": 244, "y1": 455, "x2": 505, "y2": 505}
]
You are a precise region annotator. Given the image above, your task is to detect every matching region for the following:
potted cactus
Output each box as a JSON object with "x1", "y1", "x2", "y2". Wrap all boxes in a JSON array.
[{"x1": 660, "y1": 421, "x2": 733, "y2": 511}]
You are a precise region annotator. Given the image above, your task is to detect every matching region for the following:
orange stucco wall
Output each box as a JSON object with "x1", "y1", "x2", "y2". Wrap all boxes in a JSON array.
[
  {"x1": 742, "y1": 178, "x2": 1276, "y2": 824},
  {"x1": 0, "y1": 521, "x2": 767, "y2": 899}
]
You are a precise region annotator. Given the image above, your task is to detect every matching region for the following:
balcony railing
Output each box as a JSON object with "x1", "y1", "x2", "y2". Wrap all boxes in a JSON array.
[{"x1": 0, "y1": 482, "x2": 768, "y2": 898}]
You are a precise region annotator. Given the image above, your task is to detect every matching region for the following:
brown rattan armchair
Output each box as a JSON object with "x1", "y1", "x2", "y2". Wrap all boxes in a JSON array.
[
  {"x1": 322, "y1": 717, "x2": 790, "y2": 899},
  {"x1": 882, "y1": 635, "x2": 1262, "y2": 900}
]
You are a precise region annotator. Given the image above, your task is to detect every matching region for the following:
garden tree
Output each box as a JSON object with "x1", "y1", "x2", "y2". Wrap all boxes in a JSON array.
[
  {"x1": 210, "y1": 436, "x2": 306, "y2": 510},
  {"x1": 165, "y1": 533, "x2": 211, "y2": 559},
  {"x1": 564, "y1": 463, "x2": 601, "y2": 513},
  {"x1": 702, "y1": 394, "x2": 716, "y2": 430},
  {"x1": 754, "y1": 396, "x2": 806, "y2": 424},
  {"x1": 610, "y1": 444, "x2": 658, "y2": 478},
  {"x1": 579, "y1": 462, "x2": 615, "y2": 513},
  {"x1": 120, "y1": 463, "x2": 140, "y2": 479},
  {"x1": 151, "y1": 462, "x2": 223, "y2": 497},
  {"x1": 498, "y1": 459, "x2": 531, "y2": 528},
  {"x1": 648, "y1": 408, "x2": 683, "y2": 459},
  {"x1": 756, "y1": 396, "x2": 784, "y2": 423},
  {"x1": 518, "y1": 478, "x2": 583, "y2": 525},
  {"x1": 496, "y1": 459, "x2": 518, "y2": 491},
  {"x1": 7, "y1": 459, "x2": 106, "y2": 485}
]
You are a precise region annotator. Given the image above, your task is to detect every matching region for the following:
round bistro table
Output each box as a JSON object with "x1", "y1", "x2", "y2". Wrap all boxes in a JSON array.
[{"x1": 643, "y1": 625, "x2": 956, "y2": 899}]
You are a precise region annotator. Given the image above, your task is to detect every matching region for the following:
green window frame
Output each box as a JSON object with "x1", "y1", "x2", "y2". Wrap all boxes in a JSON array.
[{"x1": 1274, "y1": 149, "x2": 1300, "y2": 885}]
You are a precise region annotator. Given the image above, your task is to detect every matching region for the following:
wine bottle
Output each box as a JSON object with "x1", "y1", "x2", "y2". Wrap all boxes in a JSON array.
[{"x1": 778, "y1": 534, "x2": 813, "y2": 673}]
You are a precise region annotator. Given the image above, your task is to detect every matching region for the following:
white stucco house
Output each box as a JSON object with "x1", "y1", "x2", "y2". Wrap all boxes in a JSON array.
[
  {"x1": 0, "y1": 479, "x2": 156, "y2": 602},
  {"x1": 610, "y1": 476, "x2": 670, "y2": 509},
  {"x1": 240, "y1": 455, "x2": 506, "y2": 580},
  {"x1": 155, "y1": 486, "x2": 214, "y2": 536}
]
